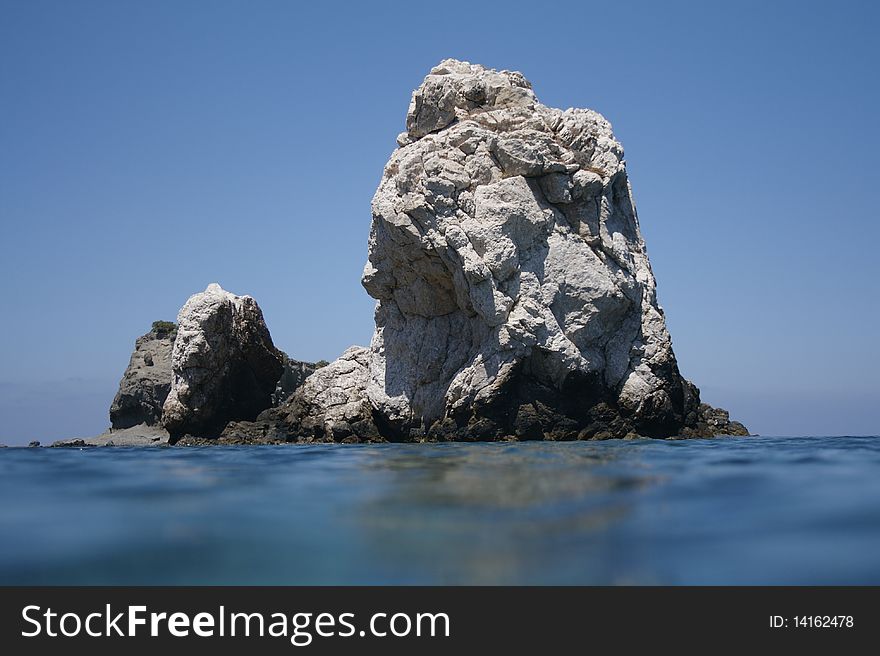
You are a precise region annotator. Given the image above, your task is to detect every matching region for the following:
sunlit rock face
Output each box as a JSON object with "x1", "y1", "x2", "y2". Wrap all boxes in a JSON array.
[
  {"x1": 282, "y1": 59, "x2": 747, "y2": 441},
  {"x1": 110, "y1": 323, "x2": 176, "y2": 429},
  {"x1": 162, "y1": 284, "x2": 283, "y2": 439}
]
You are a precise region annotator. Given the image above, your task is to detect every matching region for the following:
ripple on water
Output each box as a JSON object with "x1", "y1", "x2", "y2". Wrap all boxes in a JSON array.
[{"x1": 0, "y1": 436, "x2": 879, "y2": 584}]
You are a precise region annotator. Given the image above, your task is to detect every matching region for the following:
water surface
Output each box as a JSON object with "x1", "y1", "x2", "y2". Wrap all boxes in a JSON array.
[{"x1": 1, "y1": 436, "x2": 878, "y2": 584}]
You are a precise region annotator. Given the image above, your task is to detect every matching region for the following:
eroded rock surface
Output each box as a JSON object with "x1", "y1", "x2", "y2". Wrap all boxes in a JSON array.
[
  {"x1": 109, "y1": 322, "x2": 176, "y2": 429},
  {"x1": 272, "y1": 354, "x2": 319, "y2": 405},
  {"x1": 278, "y1": 59, "x2": 747, "y2": 442},
  {"x1": 276, "y1": 346, "x2": 383, "y2": 442},
  {"x1": 162, "y1": 283, "x2": 284, "y2": 439}
]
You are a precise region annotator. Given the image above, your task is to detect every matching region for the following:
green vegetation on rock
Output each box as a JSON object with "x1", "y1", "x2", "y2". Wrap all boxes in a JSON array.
[{"x1": 151, "y1": 320, "x2": 177, "y2": 335}]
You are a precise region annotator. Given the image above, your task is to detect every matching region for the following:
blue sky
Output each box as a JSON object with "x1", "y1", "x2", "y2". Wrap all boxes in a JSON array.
[{"x1": 1, "y1": 0, "x2": 878, "y2": 444}]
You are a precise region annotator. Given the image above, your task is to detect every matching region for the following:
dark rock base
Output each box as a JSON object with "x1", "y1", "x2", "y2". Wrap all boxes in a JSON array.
[
  {"x1": 225, "y1": 360, "x2": 750, "y2": 445},
  {"x1": 193, "y1": 390, "x2": 749, "y2": 446}
]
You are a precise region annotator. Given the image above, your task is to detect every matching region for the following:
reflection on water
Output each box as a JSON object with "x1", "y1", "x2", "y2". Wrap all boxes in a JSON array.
[
  {"x1": 351, "y1": 444, "x2": 649, "y2": 585},
  {"x1": 1, "y1": 437, "x2": 879, "y2": 584}
]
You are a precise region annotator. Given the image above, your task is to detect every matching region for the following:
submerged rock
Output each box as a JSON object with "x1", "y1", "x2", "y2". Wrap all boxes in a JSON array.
[
  {"x1": 51, "y1": 438, "x2": 92, "y2": 448},
  {"x1": 278, "y1": 59, "x2": 747, "y2": 442},
  {"x1": 161, "y1": 283, "x2": 284, "y2": 439},
  {"x1": 109, "y1": 321, "x2": 176, "y2": 429},
  {"x1": 52, "y1": 424, "x2": 170, "y2": 447}
]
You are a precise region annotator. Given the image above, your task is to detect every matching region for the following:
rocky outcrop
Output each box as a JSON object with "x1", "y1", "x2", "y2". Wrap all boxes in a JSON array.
[
  {"x1": 276, "y1": 59, "x2": 747, "y2": 442},
  {"x1": 98, "y1": 286, "x2": 318, "y2": 444},
  {"x1": 161, "y1": 283, "x2": 284, "y2": 439},
  {"x1": 109, "y1": 321, "x2": 176, "y2": 429},
  {"x1": 272, "y1": 353, "x2": 319, "y2": 405},
  {"x1": 108, "y1": 313, "x2": 316, "y2": 439},
  {"x1": 275, "y1": 346, "x2": 383, "y2": 442},
  {"x1": 201, "y1": 347, "x2": 382, "y2": 445},
  {"x1": 682, "y1": 404, "x2": 749, "y2": 438}
]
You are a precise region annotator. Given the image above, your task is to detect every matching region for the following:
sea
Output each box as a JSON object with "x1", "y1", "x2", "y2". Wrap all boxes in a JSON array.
[{"x1": 1, "y1": 436, "x2": 879, "y2": 585}]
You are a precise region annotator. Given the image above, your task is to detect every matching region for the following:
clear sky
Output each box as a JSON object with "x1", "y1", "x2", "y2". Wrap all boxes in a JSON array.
[{"x1": 1, "y1": 0, "x2": 878, "y2": 444}]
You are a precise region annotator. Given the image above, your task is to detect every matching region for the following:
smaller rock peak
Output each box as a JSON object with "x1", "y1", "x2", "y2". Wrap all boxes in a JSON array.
[
  {"x1": 426, "y1": 59, "x2": 533, "y2": 90},
  {"x1": 404, "y1": 59, "x2": 537, "y2": 142},
  {"x1": 163, "y1": 284, "x2": 283, "y2": 439},
  {"x1": 150, "y1": 320, "x2": 177, "y2": 338},
  {"x1": 197, "y1": 282, "x2": 254, "y2": 305}
]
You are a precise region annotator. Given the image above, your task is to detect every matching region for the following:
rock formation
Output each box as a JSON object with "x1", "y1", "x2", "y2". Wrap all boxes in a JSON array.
[
  {"x1": 161, "y1": 283, "x2": 284, "y2": 439},
  {"x1": 275, "y1": 59, "x2": 747, "y2": 442},
  {"x1": 109, "y1": 321, "x2": 176, "y2": 429},
  {"x1": 277, "y1": 346, "x2": 383, "y2": 442},
  {"x1": 95, "y1": 286, "x2": 320, "y2": 445},
  {"x1": 272, "y1": 353, "x2": 319, "y2": 405}
]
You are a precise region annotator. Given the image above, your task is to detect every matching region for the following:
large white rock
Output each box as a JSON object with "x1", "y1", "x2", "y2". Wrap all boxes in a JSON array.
[
  {"x1": 284, "y1": 60, "x2": 746, "y2": 441},
  {"x1": 162, "y1": 283, "x2": 283, "y2": 438}
]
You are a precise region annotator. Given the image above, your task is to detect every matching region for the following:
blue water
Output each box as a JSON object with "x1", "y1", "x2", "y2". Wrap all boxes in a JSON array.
[{"x1": 1, "y1": 437, "x2": 879, "y2": 585}]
